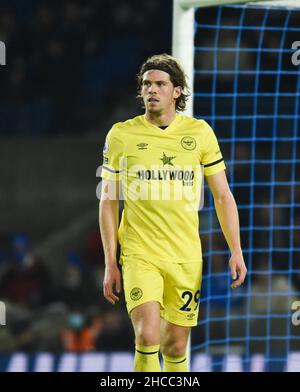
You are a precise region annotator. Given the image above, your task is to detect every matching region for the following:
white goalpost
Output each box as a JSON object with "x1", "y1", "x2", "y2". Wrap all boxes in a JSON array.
[{"x1": 172, "y1": 0, "x2": 264, "y2": 116}]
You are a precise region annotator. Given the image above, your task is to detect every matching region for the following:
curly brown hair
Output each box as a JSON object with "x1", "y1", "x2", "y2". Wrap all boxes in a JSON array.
[{"x1": 136, "y1": 53, "x2": 190, "y2": 112}]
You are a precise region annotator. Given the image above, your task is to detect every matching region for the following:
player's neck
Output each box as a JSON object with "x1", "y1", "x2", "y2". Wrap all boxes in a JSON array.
[{"x1": 145, "y1": 110, "x2": 176, "y2": 128}]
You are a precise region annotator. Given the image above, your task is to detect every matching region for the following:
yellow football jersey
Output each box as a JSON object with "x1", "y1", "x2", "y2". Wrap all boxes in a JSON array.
[{"x1": 101, "y1": 114, "x2": 225, "y2": 263}]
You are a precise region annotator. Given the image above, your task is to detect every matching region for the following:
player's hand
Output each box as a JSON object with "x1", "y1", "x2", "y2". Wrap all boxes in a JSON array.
[
  {"x1": 103, "y1": 263, "x2": 122, "y2": 305},
  {"x1": 229, "y1": 250, "x2": 247, "y2": 289}
]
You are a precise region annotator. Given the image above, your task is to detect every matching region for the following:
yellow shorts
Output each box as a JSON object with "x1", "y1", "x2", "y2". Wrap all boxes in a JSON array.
[{"x1": 121, "y1": 257, "x2": 203, "y2": 327}]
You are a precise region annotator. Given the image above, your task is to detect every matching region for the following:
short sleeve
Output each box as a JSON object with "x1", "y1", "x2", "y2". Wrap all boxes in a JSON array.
[
  {"x1": 101, "y1": 125, "x2": 123, "y2": 181},
  {"x1": 201, "y1": 121, "x2": 226, "y2": 176}
]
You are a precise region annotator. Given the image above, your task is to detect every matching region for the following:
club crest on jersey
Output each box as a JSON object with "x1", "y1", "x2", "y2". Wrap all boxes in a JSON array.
[
  {"x1": 181, "y1": 136, "x2": 196, "y2": 151},
  {"x1": 130, "y1": 287, "x2": 143, "y2": 301}
]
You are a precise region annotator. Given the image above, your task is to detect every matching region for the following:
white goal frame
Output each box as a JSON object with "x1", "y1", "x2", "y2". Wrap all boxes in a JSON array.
[{"x1": 172, "y1": 0, "x2": 300, "y2": 117}]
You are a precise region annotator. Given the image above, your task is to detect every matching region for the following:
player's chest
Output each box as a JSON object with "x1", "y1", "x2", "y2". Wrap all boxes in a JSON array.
[{"x1": 123, "y1": 134, "x2": 200, "y2": 167}]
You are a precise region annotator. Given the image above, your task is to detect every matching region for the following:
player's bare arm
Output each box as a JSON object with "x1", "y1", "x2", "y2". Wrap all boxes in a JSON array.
[
  {"x1": 206, "y1": 170, "x2": 247, "y2": 289},
  {"x1": 99, "y1": 179, "x2": 122, "y2": 305}
]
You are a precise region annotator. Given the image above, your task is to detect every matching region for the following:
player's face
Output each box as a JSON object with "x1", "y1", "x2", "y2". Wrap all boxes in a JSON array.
[{"x1": 141, "y1": 70, "x2": 181, "y2": 115}]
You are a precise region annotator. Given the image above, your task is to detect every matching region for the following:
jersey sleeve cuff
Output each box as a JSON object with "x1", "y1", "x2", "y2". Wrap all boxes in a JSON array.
[
  {"x1": 101, "y1": 165, "x2": 121, "y2": 181},
  {"x1": 204, "y1": 160, "x2": 226, "y2": 176}
]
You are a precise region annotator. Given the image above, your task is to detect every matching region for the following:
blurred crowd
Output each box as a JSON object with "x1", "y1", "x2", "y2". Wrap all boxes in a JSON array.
[
  {"x1": 0, "y1": 230, "x2": 133, "y2": 353},
  {"x1": 0, "y1": 0, "x2": 171, "y2": 135}
]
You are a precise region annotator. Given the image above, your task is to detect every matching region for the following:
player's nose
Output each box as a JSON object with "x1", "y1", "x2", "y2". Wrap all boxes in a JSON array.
[{"x1": 148, "y1": 84, "x2": 157, "y2": 93}]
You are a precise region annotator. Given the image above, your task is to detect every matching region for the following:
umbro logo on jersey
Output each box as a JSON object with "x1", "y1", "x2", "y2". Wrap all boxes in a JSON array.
[
  {"x1": 160, "y1": 152, "x2": 176, "y2": 166},
  {"x1": 137, "y1": 143, "x2": 148, "y2": 150},
  {"x1": 187, "y1": 313, "x2": 196, "y2": 320}
]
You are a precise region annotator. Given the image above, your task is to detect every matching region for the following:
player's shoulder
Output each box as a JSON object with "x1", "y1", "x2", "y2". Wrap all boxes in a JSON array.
[
  {"x1": 110, "y1": 115, "x2": 142, "y2": 133},
  {"x1": 177, "y1": 115, "x2": 212, "y2": 132}
]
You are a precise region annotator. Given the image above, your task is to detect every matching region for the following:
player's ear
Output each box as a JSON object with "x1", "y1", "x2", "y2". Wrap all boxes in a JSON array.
[{"x1": 173, "y1": 86, "x2": 182, "y2": 99}]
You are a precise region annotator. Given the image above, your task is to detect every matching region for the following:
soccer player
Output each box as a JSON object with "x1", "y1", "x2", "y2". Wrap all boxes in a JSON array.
[{"x1": 99, "y1": 54, "x2": 247, "y2": 372}]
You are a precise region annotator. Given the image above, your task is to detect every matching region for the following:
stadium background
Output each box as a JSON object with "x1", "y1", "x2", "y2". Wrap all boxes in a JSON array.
[{"x1": 0, "y1": 0, "x2": 299, "y2": 372}]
